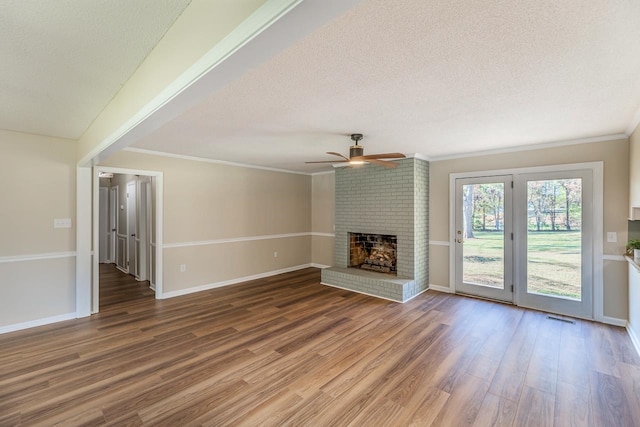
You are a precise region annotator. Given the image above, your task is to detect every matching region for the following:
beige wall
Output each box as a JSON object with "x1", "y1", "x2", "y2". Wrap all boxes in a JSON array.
[
  {"x1": 100, "y1": 150, "x2": 311, "y2": 293},
  {"x1": 0, "y1": 130, "x2": 77, "y2": 326},
  {"x1": 78, "y1": 0, "x2": 267, "y2": 162},
  {"x1": 630, "y1": 124, "x2": 640, "y2": 212},
  {"x1": 429, "y1": 138, "x2": 630, "y2": 319},
  {"x1": 311, "y1": 172, "x2": 335, "y2": 266}
]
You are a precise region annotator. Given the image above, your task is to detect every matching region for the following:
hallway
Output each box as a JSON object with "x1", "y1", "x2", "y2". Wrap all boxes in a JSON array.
[{"x1": 99, "y1": 263, "x2": 154, "y2": 309}]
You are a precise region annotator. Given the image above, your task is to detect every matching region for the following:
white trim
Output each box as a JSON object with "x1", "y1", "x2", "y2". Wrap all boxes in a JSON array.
[
  {"x1": 123, "y1": 147, "x2": 311, "y2": 176},
  {"x1": 603, "y1": 254, "x2": 626, "y2": 262},
  {"x1": 311, "y1": 232, "x2": 335, "y2": 238},
  {"x1": 431, "y1": 134, "x2": 627, "y2": 162},
  {"x1": 593, "y1": 163, "x2": 604, "y2": 322},
  {"x1": 163, "y1": 232, "x2": 311, "y2": 249},
  {"x1": 320, "y1": 282, "x2": 402, "y2": 303},
  {"x1": 0, "y1": 251, "x2": 76, "y2": 264},
  {"x1": 116, "y1": 265, "x2": 128, "y2": 274},
  {"x1": 310, "y1": 263, "x2": 331, "y2": 268},
  {"x1": 429, "y1": 284, "x2": 453, "y2": 293},
  {"x1": 429, "y1": 240, "x2": 450, "y2": 246},
  {"x1": 162, "y1": 263, "x2": 313, "y2": 299},
  {"x1": 601, "y1": 316, "x2": 627, "y2": 327},
  {"x1": 0, "y1": 312, "x2": 76, "y2": 335},
  {"x1": 76, "y1": 167, "x2": 92, "y2": 318},
  {"x1": 628, "y1": 323, "x2": 640, "y2": 357},
  {"x1": 626, "y1": 104, "x2": 640, "y2": 136}
]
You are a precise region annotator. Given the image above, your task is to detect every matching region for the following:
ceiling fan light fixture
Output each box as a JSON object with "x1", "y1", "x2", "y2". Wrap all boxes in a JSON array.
[{"x1": 349, "y1": 160, "x2": 365, "y2": 165}]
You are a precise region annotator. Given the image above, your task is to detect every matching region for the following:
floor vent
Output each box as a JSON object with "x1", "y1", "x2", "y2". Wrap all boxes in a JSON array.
[{"x1": 547, "y1": 315, "x2": 575, "y2": 324}]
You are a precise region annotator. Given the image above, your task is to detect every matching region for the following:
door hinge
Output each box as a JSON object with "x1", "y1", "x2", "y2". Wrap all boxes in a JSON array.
[
  {"x1": 511, "y1": 181, "x2": 514, "y2": 188},
  {"x1": 511, "y1": 285, "x2": 514, "y2": 292},
  {"x1": 511, "y1": 233, "x2": 514, "y2": 240}
]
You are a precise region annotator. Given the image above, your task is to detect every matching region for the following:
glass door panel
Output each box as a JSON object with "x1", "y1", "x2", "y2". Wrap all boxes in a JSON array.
[
  {"x1": 455, "y1": 176, "x2": 513, "y2": 302},
  {"x1": 516, "y1": 171, "x2": 593, "y2": 319},
  {"x1": 526, "y1": 179, "x2": 582, "y2": 301}
]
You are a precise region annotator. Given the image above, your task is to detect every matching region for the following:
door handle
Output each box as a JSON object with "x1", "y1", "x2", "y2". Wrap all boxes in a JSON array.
[
  {"x1": 131, "y1": 234, "x2": 136, "y2": 237},
  {"x1": 457, "y1": 238, "x2": 464, "y2": 243},
  {"x1": 112, "y1": 228, "x2": 116, "y2": 232}
]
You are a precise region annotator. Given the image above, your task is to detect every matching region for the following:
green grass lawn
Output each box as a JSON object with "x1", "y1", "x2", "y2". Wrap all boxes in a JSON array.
[{"x1": 463, "y1": 230, "x2": 581, "y2": 300}]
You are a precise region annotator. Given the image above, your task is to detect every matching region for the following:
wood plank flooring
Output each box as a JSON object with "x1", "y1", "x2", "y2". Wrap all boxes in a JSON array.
[{"x1": 1, "y1": 265, "x2": 639, "y2": 426}]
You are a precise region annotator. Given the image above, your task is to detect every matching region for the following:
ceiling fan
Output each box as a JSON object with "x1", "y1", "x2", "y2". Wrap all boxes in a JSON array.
[{"x1": 306, "y1": 134, "x2": 406, "y2": 168}]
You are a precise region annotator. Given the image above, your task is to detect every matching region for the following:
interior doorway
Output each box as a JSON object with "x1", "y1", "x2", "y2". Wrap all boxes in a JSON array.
[{"x1": 93, "y1": 167, "x2": 163, "y2": 313}]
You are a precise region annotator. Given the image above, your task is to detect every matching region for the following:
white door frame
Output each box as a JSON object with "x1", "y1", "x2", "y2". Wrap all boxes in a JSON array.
[
  {"x1": 449, "y1": 161, "x2": 603, "y2": 321},
  {"x1": 91, "y1": 166, "x2": 164, "y2": 313},
  {"x1": 126, "y1": 180, "x2": 137, "y2": 276}
]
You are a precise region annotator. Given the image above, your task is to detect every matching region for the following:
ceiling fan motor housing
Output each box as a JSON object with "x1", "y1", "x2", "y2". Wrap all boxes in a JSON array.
[{"x1": 350, "y1": 145, "x2": 364, "y2": 158}]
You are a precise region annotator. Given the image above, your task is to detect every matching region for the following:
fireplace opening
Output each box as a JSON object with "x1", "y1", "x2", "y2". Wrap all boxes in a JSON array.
[{"x1": 349, "y1": 233, "x2": 397, "y2": 275}]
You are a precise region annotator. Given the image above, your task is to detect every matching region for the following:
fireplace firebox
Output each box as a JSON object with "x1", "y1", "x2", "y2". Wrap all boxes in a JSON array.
[{"x1": 349, "y1": 233, "x2": 397, "y2": 275}]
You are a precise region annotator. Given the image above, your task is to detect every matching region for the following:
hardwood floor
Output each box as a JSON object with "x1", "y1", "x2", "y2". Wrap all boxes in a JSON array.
[{"x1": 1, "y1": 266, "x2": 639, "y2": 426}]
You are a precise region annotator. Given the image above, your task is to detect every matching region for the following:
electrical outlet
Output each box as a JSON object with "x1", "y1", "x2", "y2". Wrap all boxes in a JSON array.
[
  {"x1": 180, "y1": 264, "x2": 186, "y2": 272},
  {"x1": 273, "y1": 251, "x2": 278, "y2": 258},
  {"x1": 607, "y1": 232, "x2": 617, "y2": 243}
]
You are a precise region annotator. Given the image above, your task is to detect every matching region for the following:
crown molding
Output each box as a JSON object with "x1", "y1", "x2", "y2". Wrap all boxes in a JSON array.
[
  {"x1": 123, "y1": 147, "x2": 312, "y2": 176},
  {"x1": 429, "y1": 133, "x2": 628, "y2": 162}
]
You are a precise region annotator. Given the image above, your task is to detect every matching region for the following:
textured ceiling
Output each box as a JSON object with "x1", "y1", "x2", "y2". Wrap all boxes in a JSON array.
[
  {"x1": 131, "y1": 0, "x2": 640, "y2": 172},
  {"x1": 0, "y1": 0, "x2": 191, "y2": 139}
]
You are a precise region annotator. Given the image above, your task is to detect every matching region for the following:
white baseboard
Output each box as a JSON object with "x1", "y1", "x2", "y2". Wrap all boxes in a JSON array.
[
  {"x1": 428, "y1": 284, "x2": 453, "y2": 293},
  {"x1": 116, "y1": 265, "x2": 128, "y2": 274},
  {"x1": 601, "y1": 316, "x2": 628, "y2": 327},
  {"x1": 628, "y1": 323, "x2": 640, "y2": 357},
  {"x1": 0, "y1": 312, "x2": 77, "y2": 335},
  {"x1": 310, "y1": 263, "x2": 331, "y2": 269},
  {"x1": 161, "y1": 264, "x2": 314, "y2": 299}
]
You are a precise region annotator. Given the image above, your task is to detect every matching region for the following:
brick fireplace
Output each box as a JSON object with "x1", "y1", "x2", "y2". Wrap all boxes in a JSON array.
[{"x1": 321, "y1": 158, "x2": 429, "y2": 302}]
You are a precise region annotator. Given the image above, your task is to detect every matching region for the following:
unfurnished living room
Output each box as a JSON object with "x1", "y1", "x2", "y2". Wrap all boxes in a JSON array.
[{"x1": 1, "y1": 0, "x2": 640, "y2": 425}]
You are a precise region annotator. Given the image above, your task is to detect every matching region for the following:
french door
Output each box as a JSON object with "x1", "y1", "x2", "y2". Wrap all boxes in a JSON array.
[
  {"x1": 514, "y1": 170, "x2": 593, "y2": 319},
  {"x1": 454, "y1": 175, "x2": 514, "y2": 302},
  {"x1": 454, "y1": 169, "x2": 594, "y2": 319}
]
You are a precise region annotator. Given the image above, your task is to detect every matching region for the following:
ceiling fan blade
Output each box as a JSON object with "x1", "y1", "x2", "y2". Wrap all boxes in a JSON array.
[
  {"x1": 360, "y1": 153, "x2": 406, "y2": 160},
  {"x1": 326, "y1": 151, "x2": 350, "y2": 161},
  {"x1": 366, "y1": 158, "x2": 398, "y2": 168},
  {"x1": 305, "y1": 160, "x2": 349, "y2": 164}
]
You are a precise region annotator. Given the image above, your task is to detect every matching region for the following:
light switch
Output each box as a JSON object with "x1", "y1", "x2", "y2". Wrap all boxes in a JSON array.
[
  {"x1": 606, "y1": 232, "x2": 617, "y2": 243},
  {"x1": 54, "y1": 218, "x2": 72, "y2": 229}
]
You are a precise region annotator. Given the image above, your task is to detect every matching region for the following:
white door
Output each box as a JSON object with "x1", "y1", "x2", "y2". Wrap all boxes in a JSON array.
[
  {"x1": 455, "y1": 175, "x2": 514, "y2": 302},
  {"x1": 109, "y1": 187, "x2": 118, "y2": 263},
  {"x1": 514, "y1": 170, "x2": 593, "y2": 319},
  {"x1": 98, "y1": 188, "x2": 109, "y2": 263},
  {"x1": 126, "y1": 181, "x2": 137, "y2": 277}
]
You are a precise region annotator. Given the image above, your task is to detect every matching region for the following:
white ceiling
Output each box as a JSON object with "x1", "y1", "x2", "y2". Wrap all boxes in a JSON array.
[
  {"x1": 0, "y1": 0, "x2": 191, "y2": 139},
  {"x1": 3, "y1": 0, "x2": 640, "y2": 173},
  {"x1": 130, "y1": 0, "x2": 640, "y2": 172}
]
